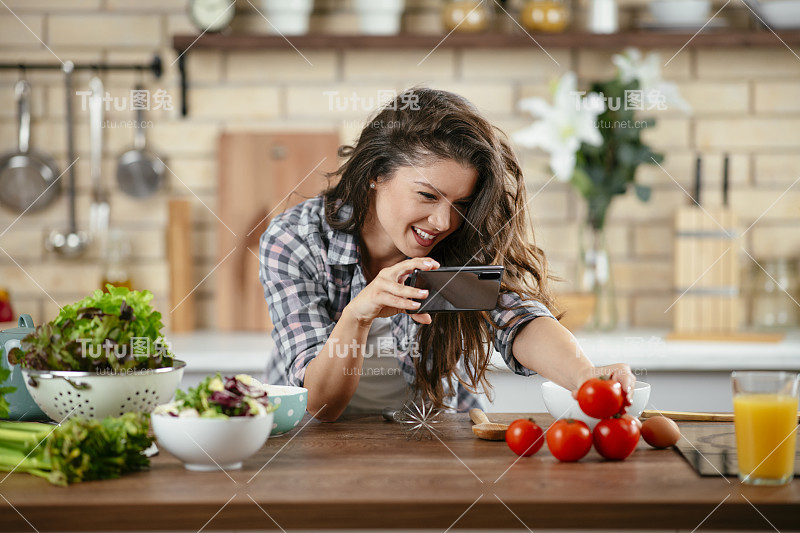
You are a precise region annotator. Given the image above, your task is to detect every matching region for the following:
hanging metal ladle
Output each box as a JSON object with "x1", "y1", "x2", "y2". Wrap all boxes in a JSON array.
[{"x1": 46, "y1": 60, "x2": 89, "y2": 258}]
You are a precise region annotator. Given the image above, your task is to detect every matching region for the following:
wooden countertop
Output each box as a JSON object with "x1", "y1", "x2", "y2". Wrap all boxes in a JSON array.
[{"x1": 1, "y1": 413, "x2": 798, "y2": 531}]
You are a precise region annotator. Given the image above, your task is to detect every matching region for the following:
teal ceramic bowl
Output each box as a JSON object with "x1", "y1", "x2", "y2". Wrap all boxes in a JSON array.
[{"x1": 264, "y1": 384, "x2": 307, "y2": 436}]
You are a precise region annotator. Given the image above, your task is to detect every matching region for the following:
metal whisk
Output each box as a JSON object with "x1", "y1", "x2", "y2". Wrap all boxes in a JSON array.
[{"x1": 382, "y1": 400, "x2": 444, "y2": 440}]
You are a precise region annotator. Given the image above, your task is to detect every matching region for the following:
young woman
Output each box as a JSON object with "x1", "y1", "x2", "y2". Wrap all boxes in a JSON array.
[{"x1": 260, "y1": 88, "x2": 633, "y2": 422}]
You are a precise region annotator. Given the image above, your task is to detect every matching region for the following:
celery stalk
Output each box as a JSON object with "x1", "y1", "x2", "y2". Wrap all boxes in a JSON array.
[{"x1": 0, "y1": 413, "x2": 153, "y2": 486}]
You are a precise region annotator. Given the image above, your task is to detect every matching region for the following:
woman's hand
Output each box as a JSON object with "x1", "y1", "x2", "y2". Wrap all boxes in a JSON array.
[
  {"x1": 571, "y1": 363, "x2": 636, "y2": 406},
  {"x1": 346, "y1": 257, "x2": 439, "y2": 326}
]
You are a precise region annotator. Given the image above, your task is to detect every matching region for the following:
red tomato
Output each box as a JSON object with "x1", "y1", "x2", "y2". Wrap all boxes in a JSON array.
[
  {"x1": 505, "y1": 419, "x2": 544, "y2": 457},
  {"x1": 546, "y1": 419, "x2": 593, "y2": 462},
  {"x1": 592, "y1": 415, "x2": 641, "y2": 460},
  {"x1": 577, "y1": 377, "x2": 624, "y2": 419}
]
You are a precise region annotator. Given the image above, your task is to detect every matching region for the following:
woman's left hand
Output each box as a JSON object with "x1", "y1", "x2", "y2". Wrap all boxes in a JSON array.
[{"x1": 572, "y1": 363, "x2": 635, "y2": 406}]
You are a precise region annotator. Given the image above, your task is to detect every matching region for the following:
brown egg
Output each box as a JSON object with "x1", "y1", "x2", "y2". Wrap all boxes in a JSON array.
[{"x1": 641, "y1": 416, "x2": 681, "y2": 448}]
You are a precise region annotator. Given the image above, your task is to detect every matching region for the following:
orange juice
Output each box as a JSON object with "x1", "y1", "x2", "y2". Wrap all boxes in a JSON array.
[{"x1": 734, "y1": 393, "x2": 798, "y2": 483}]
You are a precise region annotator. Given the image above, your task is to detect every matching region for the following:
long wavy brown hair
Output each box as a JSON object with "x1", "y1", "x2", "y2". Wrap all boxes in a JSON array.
[{"x1": 324, "y1": 88, "x2": 558, "y2": 408}]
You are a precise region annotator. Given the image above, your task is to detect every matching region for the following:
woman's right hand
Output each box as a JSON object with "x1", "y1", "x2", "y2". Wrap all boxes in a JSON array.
[{"x1": 346, "y1": 257, "x2": 439, "y2": 326}]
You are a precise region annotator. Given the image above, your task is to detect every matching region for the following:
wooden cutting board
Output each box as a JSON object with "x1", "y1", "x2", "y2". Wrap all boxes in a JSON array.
[
  {"x1": 216, "y1": 132, "x2": 340, "y2": 331},
  {"x1": 168, "y1": 198, "x2": 195, "y2": 333}
]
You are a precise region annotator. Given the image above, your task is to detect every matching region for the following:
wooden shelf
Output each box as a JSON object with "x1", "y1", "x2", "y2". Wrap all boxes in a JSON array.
[
  {"x1": 171, "y1": 30, "x2": 800, "y2": 116},
  {"x1": 172, "y1": 30, "x2": 800, "y2": 53}
]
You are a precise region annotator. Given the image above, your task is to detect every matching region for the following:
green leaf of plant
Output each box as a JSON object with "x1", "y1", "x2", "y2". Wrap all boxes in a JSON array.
[{"x1": 570, "y1": 167, "x2": 595, "y2": 198}]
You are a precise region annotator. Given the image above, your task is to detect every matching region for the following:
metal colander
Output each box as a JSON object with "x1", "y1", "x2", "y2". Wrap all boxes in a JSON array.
[{"x1": 21, "y1": 360, "x2": 185, "y2": 421}]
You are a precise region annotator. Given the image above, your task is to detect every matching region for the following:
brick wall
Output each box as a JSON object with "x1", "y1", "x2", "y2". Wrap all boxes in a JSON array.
[{"x1": 0, "y1": 0, "x2": 798, "y2": 330}]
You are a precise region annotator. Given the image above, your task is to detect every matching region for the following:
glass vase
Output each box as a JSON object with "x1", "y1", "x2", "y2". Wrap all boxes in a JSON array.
[{"x1": 578, "y1": 222, "x2": 618, "y2": 330}]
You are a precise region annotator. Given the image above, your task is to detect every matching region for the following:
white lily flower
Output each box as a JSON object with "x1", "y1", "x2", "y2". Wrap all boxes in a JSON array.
[
  {"x1": 513, "y1": 72, "x2": 605, "y2": 181},
  {"x1": 612, "y1": 47, "x2": 692, "y2": 114}
]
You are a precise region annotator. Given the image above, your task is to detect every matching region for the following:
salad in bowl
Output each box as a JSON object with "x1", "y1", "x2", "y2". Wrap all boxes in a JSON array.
[{"x1": 152, "y1": 374, "x2": 277, "y2": 471}]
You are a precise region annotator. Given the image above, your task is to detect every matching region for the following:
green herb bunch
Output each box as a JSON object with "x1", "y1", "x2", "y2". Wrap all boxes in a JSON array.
[
  {"x1": 8, "y1": 286, "x2": 173, "y2": 372},
  {"x1": 0, "y1": 413, "x2": 153, "y2": 486}
]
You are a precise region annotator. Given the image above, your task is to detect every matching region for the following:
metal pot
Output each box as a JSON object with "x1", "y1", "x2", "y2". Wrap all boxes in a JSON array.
[
  {"x1": 116, "y1": 84, "x2": 165, "y2": 198},
  {"x1": 0, "y1": 80, "x2": 61, "y2": 213}
]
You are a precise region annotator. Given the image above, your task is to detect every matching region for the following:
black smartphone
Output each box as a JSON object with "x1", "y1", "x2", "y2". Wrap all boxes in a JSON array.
[{"x1": 404, "y1": 266, "x2": 505, "y2": 314}]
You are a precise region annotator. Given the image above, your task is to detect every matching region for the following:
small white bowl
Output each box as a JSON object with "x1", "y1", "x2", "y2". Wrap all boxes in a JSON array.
[
  {"x1": 760, "y1": 0, "x2": 800, "y2": 29},
  {"x1": 152, "y1": 412, "x2": 273, "y2": 471},
  {"x1": 541, "y1": 380, "x2": 651, "y2": 430},
  {"x1": 261, "y1": 0, "x2": 313, "y2": 35},
  {"x1": 354, "y1": 0, "x2": 405, "y2": 35},
  {"x1": 649, "y1": 0, "x2": 711, "y2": 25}
]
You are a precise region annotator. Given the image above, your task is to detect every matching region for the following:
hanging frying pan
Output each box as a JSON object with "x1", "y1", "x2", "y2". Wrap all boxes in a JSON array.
[
  {"x1": 0, "y1": 79, "x2": 61, "y2": 213},
  {"x1": 116, "y1": 84, "x2": 165, "y2": 198}
]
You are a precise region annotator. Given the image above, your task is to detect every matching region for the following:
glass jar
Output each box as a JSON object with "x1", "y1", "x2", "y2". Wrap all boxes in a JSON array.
[
  {"x1": 520, "y1": 0, "x2": 570, "y2": 33},
  {"x1": 101, "y1": 229, "x2": 133, "y2": 292},
  {"x1": 442, "y1": 0, "x2": 490, "y2": 33},
  {"x1": 0, "y1": 288, "x2": 13, "y2": 323},
  {"x1": 748, "y1": 258, "x2": 799, "y2": 329}
]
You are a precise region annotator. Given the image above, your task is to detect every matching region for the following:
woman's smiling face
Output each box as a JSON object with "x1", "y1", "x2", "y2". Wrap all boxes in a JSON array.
[{"x1": 366, "y1": 158, "x2": 479, "y2": 261}]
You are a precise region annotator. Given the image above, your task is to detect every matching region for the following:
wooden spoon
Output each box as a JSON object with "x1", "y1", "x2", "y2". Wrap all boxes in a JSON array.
[
  {"x1": 469, "y1": 408, "x2": 508, "y2": 441},
  {"x1": 642, "y1": 409, "x2": 800, "y2": 422},
  {"x1": 641, "y1": 410, "x2": 734, "y2": 422}
]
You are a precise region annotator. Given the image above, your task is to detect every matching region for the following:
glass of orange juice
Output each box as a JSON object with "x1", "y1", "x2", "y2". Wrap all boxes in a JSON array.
[{"x1": 732, "y1": 371, "x2": 799, "y2": 485}]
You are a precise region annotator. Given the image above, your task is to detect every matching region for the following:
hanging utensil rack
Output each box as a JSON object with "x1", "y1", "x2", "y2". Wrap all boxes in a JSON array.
[
  {"x1": 0, "y1": 55, "x2": 163, "y2": 78},
  {"x1": 0, "y1": 55, "x2": 162, "y2": 260}
]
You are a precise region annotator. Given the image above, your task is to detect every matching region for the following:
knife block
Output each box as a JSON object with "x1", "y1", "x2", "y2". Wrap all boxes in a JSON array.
[{"x1": 672, "y1": 206, "x2": 741, "y2": 334}]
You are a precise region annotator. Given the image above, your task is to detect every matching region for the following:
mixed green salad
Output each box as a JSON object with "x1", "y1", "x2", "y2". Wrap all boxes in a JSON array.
[
  {"x1": 8, "y1": 286, "x2": 173, "y2": 372},
  {"x1": 155, "y1": 374, "x2": 276, "y2": 418}
]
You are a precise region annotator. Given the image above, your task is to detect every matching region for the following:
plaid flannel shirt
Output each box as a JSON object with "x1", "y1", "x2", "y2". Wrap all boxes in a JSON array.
[{"x1": 259, "y1": 195, "x2": 555, "y2": 411}]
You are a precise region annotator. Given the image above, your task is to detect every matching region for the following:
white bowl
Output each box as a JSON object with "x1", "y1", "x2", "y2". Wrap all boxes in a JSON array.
[
  {"x1": 541, "y1": 380, "x2": 651, "y2": 430},
  {"x1": 354, "y1": 0, "x2": 405, "y2": 35},
  {"x1": 759, "y1": 0, "x2": 800, "y2": 29},
  {"x1": 261, "y1": 0, "x2": 313, "y2": 35},
  {"x1": 152, "y1": 412, "x2": 273, "y2": 471},
  {"x1": 649, "y1": 0, "x2": 711, "y2": 25}
]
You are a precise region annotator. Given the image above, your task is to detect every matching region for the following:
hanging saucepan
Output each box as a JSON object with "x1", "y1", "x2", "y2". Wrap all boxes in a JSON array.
[
  {"x1": 116, "y1": 84, "x2": 165, "y2": 198},
  {"x1": 0, "y1": 79, "x2": 61, "y2": 213}
]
